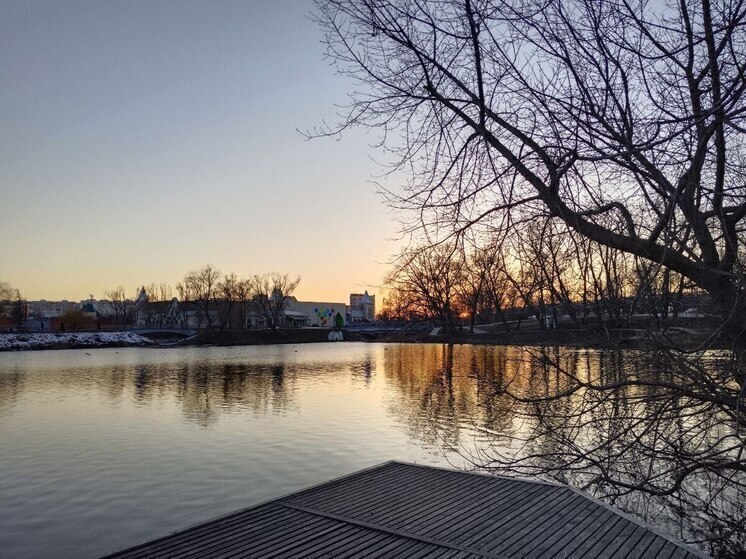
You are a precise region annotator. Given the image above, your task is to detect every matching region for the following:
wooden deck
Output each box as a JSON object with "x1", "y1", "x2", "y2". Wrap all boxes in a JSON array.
[{"x1": 102, "y1": 461, "x2": 707, "y2": 558}]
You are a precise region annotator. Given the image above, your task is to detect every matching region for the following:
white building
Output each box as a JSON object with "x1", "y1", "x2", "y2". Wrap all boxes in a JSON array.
[
  {"x1": 347, "y1": 291, "x2": 375, "y2": 323},
  {"x1": 285, "y1": 300, "x2": 346, "y2": 327},
  {"x1": 27, "y1": 300, "x2": 81, "y2": 318}
]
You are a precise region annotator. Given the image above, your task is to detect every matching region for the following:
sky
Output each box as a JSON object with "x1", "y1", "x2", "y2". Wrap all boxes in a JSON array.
[{"x1": 0, "y1": 0, "x2": 399, "y2": 304}]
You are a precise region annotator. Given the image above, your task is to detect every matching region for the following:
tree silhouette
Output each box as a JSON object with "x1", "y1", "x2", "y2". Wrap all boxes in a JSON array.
[{"x1": 315, "y1": 0, "x2": 746, "y2": 374}]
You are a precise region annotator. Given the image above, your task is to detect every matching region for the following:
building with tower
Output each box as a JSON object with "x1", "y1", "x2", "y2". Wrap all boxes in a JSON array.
[{"x1": 347, "y1": 291, "x2": 376, "y2": 323}]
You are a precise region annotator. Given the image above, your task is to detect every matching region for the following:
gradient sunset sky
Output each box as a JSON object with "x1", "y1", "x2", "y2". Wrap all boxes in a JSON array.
[{"x1": 1, "y1": 0, "x2": 399, "y2": 303}]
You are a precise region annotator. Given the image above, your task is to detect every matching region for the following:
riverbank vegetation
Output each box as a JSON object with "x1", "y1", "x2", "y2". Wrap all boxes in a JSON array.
[{"x1": 98, "y1": 267, "x2": 302, "y2": 331}]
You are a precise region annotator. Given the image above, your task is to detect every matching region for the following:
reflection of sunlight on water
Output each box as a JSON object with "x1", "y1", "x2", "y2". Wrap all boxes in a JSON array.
[
  {"x1": 0, "y1": 343, "x2": 739, "y2": 557},
  {"x1": 378, "y1": 343, "x2": 743, "y2": 557}
]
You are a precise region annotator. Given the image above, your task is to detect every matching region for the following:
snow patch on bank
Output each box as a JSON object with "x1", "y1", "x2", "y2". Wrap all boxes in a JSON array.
[{"x1": 0, "y1": 332, "x2": 154, "y2": 351}]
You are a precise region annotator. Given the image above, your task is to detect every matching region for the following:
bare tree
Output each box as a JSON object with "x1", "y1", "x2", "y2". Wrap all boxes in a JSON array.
[
  {"x1": 141, "y1": 283, "x2": 174, "y2": 327},
  {"x1": 315, "y1": 0, "x2": 746, "y2": 365},
  {"x1": 316, "y1": 1, "x2": 746, "y2": 554},
  {"x1": 0, "y1": 281, "x2": 12, "y2": 305},
  {"x1": 249, "y1": 273, "x2": 301, "y2": 330},
  {"x1": 385, "y1": 244, "x2": 465, "y2": 333},
  {"x1": 183, "y1": 265, "x2": 221, "y2": 329},
  {"x1": 105, "y1": 287, "x2": 138, "y2": 328},
  {"x1": 0, "y1": 281, "x2": 16, "y2": 323},
  {"x1": 378, "y1": 287, "x2": 421, "y2": 322},
  {"x1": 458, "y1": 242, "x2": 504, "y2": 332},
  {"x1": 175, "y1": 281, "x2": 193, "y2": 303},
  {"x1": 218, "y1": 273, "x2": 239, "y2": 330},
  {"x1": 235, "y1": 278, "x2": 252, "y2": 329}
]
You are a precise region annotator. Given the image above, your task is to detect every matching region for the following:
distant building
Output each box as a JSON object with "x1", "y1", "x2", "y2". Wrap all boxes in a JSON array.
[
  {"x1": 286, "y1": 300, "x2": 346, "y2": 327},
  {"x1": 246, "y1": 297, "x2": 346, "y2": 328},
  {"x1": 130, "y1": 288, "x2": 186, "y2": 328},
  {"x1": 26, "y1": 300, "x2": 81, "y2": 318},
  {"x1": 88, "y1": 299, "x2": 116, "y2": 317},
  {"x1": 80, "y1": 301, "x2": 98, "y2": 320},
  {"x1": 347, "y1": 291, "x2": 375, "y2": 323}
]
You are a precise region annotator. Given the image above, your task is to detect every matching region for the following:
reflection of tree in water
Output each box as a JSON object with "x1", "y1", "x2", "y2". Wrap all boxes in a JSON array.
[
  {"x1": 133, "y1": 365, "x2": 154, "y2": 402},
  {"x1": 170, "y1": 361, "x2": 297, "y2": 426},
  {"x1": 382, "y1": 344, "x2": 522, "y2": 454},
  {"x1": 383, "y1": 344, "x2": 744, "y2": 556},
  {"x1": 349, "y1": 351, "x2": 374, "y2": 385},
  {"x1": 81, "y1": 360, "x2": 301, "y2": 427},
  {"x1": 422, "y1": 346, "x2": 744, "y2": 558},
  {"x1": 5, "y1": 354, "x2": 377, "y2": 428},
  {"x1": 106, "y1": 365, "x2": 129, "y2": 402},
  {"x1": 0, "y1": 369, "x2": 25, "y2": 416}
]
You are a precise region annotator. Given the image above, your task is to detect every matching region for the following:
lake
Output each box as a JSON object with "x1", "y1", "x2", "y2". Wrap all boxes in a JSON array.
[{"x1": 0, "y1": 342, "x2": 730, "y2": 557}]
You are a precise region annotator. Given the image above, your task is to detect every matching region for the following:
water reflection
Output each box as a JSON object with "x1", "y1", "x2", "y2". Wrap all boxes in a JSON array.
[
  {"x1": 380, "y1": 344, "x2": 744, "y2": 557},
  {"x1": 0, "y1": 343, "x2": 741, "y2": 557},
  {"x1": 0, "y1": 369, "x2": 25, "y2": 417},
  {"x1": 381, "y1": 344, "x2": 543, "y2": 453}
]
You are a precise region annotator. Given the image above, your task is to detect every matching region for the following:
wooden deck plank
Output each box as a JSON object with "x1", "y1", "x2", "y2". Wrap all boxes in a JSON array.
[
  {"x1": 168, "y1": 506, "x2": 324, "y2": 558},
  {"x1": 180, "y1": 512, "x2": 332, "y2": 559},
  {"x1": 571, "y1": 514, "x2": 629, "y2": 558},
  {"x1": 362, "y1": 537, "x2": 427, "y2": 559},
  {"x1": 213, "y1": 511, "x2": 345, "y2": 559},
  {"x1": 457, "y1": 486, "x2": 568, "y2": 550},
  {"x1": 261, "y1": 523, "x2": 372, "y2": 559},
  {"x1": 656, "y1": 542, "x2": 689, "y2": 559},
  {"x1": 279, "y1": 503, "x2": 503, "y2": 559},
  {"x1": 219, "y1": 515, "x2": 350, "y2": 559},
  {"x1": 642, "y1": 536, "x2": 671, "y2": 559},
  {"x1": 418, "y1": 481, "x2": 553, "y2": 542},
  {"x1": 357, "y1": 473, "x2": 503, "y2": 534},
  {"x1": 378, "y1": 474, "x2": 517, "y2": 532},
  {"x1": 294, "y1": 461, "x2": 437, "y2": 503},
  {"x1": 439, "y1": 552, "x2": 492, "y2": 559},
  {"x1": 608, "y1": 525, "x2": 653, "y2": 559},
  {"x1": 398, "y1": 478, "x2": 538, "y2": 538},
  {"x1": 101, "y1": 461, "x2": 706, "y2": 559},
  {"x1": 104, "y1": 504, "x2": 296, "y2": 558},
  {"x1": 617, "y1": 530, "x2": 662, "y2": 559},
  {"x1": 172, "y1": 505, "x2": 312, "y2": 549},
  {"x1": 148, "y1": 514, "x2": 331, "y2": 559},
  {"x1": 550, "y1": 507, "x2": 624, "y2": 558},
  {"x1": 292, "y1": 466, "x2": 461, "y2": 521},
  {"x1": 286, "y1": 463, "x2": 429, "y2": 511},
  {"x1": 328, "y1": 532, "x2": 415, "y2": 559},
  {"x1": 339, "y1": 468, "x2": 488, "y2": 524},
  {"x1": 516, "y1": 495, "x2": 596, "y2": 556},
  {"x1": 667, "y1": 547, "x2": 694, "y2": 559},
  {"x1": 530, "y1": 499, "x2": 614, "y2": 558},
  {"x1": 489, "y1": 490, "x2": 586, "y2": 555},
  {"x1": 479, "y1": 487, "x2": 576, "y2": 550},
  {"x1": 352, "y1": 467, "x2": 491, "y2": 520},
  {"x1": 403, "y1": 543, "x2": 462, "y2": 559},
  {"x1": 454, "y1": 486, "x2": 567, "y2": 551},
  {"x1": 596, "y1": 518, "x2": 648, "y2": 558},
  {"x1": 359, "y1": 535, "x2": 423, "y2": 559}
]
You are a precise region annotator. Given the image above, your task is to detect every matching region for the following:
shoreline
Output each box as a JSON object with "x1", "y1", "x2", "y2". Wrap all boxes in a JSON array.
[
  {"x1": 0, "y1": 326, "x2": 722, "y2": 352},
  {"x1": 0, "y1": 331, "x2": 154, "y2": 352}
]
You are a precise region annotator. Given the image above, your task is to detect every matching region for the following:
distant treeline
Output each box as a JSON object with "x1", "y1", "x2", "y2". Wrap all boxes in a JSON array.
[{"x1": 380, "y1": 219, "x2": 711, "y2": 334}]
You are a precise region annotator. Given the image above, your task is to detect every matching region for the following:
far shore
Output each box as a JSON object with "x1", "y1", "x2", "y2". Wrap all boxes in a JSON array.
[{"x1": 0, "y1": 325, "x2": 722, "y2": 353}]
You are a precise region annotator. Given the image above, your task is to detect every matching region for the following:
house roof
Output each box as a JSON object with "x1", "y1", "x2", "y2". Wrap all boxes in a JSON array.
[{"x1": 283, "y1": 310, "x2": 310, "y2": 319}]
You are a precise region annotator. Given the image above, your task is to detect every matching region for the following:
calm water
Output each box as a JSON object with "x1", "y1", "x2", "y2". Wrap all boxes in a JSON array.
[
  {"x1": 0, "y1": 342, "x2": 499, "y2": 558},
  {"x1": 0, "y1": 342, "x2": 724, "y2": 558}
]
